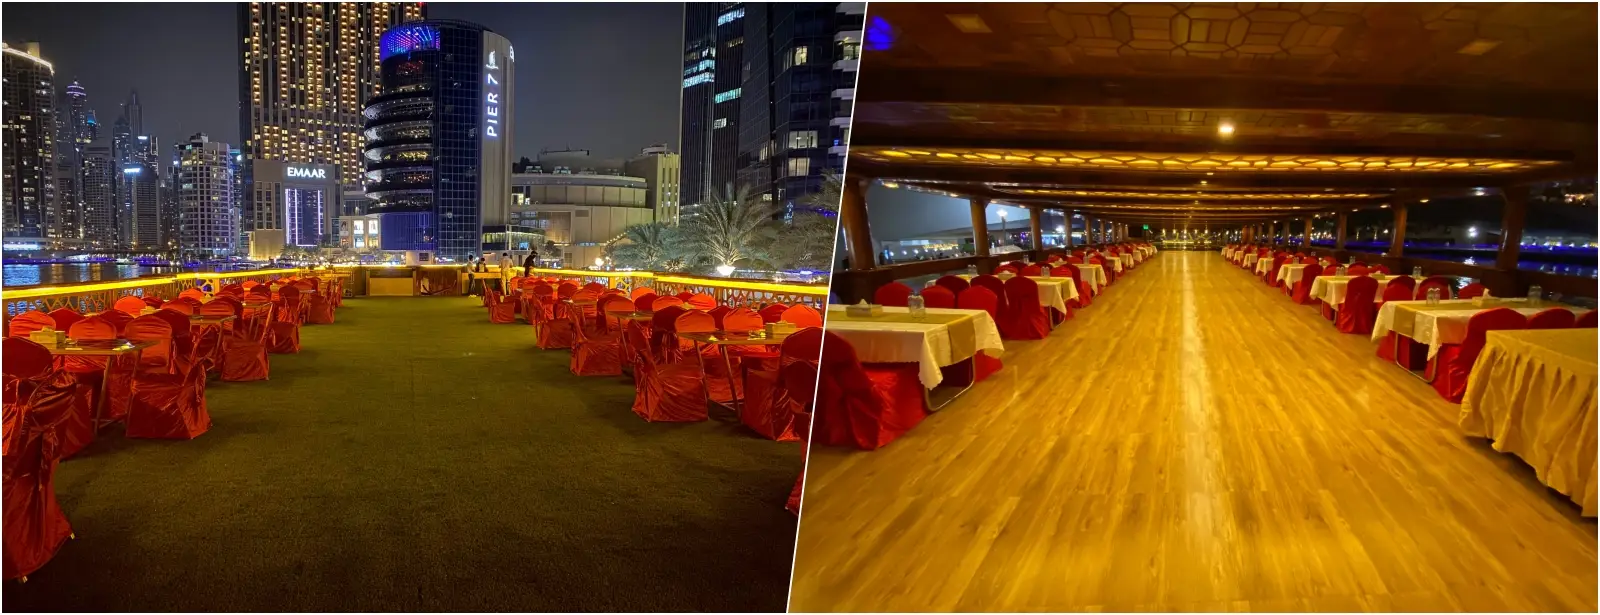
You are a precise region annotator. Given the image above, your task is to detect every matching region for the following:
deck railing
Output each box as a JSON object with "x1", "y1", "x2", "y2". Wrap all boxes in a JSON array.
[{"x1": 2, "y1": 268, "x2": 308, "y2": 331}]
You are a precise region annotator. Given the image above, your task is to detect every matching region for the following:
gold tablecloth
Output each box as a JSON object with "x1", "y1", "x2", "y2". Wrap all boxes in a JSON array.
[
  {"x1": 1460, "y1": 329, "x2": 1598, "y2": 516},
  {"x1": 825, "y1": 306, "x2": 1004, "y2": 389}
]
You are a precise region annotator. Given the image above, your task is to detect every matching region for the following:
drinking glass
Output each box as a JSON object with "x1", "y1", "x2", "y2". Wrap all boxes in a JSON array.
[
  {"x1": 1528, "y1": 284, "x2": 1543, "y2": 307},
  {"x1": 908, "y1": 294, "x2": 927, "y2": 320}
]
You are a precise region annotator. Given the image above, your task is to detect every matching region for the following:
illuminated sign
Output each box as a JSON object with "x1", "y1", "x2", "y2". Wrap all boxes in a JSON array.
[
  {"x1": 485, "y1": 49, "x2": 502, "y2": 139},
  {"x1": 122, "y1": 167, "x2": 142, "y2": 174},
  {"x1": 3, "y1": 243, "x2": 43, "y2": 250},
  {"x1": 287, "y1": 166, "x2": 328, "y2": 179}
]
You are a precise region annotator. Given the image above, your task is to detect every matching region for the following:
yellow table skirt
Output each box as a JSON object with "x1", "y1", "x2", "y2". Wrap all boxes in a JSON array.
[{"x1": 1460, "y1": 329, "x2": 1598, "y2": 516}]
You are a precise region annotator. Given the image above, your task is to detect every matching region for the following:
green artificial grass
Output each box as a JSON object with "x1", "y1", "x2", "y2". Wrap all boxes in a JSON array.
[{"x1": 3, "y1": 298, "x2": 801, "y2": 612}]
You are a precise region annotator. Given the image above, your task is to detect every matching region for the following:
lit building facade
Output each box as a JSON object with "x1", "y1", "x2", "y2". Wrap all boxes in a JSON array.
[
  {"x1": 119, "y1": 161, "x2": 161, "y2": 250},
  {"x1": 250, "y1": 159, "x2": 339, "y2": 248},
  {"x1": 177, "y1": 134, "x2": 239, "y2": 258},
  {"x1": 53, "y1": 80, "x2": 96, "y2": 240},
  {"x1": 2, "y1": 42, "x2": 57, "y2": 239},
  {"x1": 81, "y1": 145, "x2": 118, "y2": 246},
  {"x1": 363, "y1": 19, "x2": 516, "y2": 262},
  {"x1": 511, "y1": 170, "x2": 650, "y2": 268},
  {"x1": 625, "y1": 145, "x2": 682, "y2": 225}
]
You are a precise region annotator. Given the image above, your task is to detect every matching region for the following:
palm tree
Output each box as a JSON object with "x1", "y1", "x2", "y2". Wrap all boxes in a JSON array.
[
  {"x1": 684, "y1": 186, "x2": 778, "y2": 274},
  {"x1": 615, "y1": 222, "x2": 677, "y2": 269},
  {"x1": 770, "y1": 170, "x2": 843, "y2": 272}
]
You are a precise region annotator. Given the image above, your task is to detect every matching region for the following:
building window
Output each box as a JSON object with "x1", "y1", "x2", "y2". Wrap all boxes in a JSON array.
[
  {"x1": 839, "y1": 40, "x2": 861, "y2": 61},
  {"x1": 717, "y1": 7, "x2": 744, "y2": 26},
  {"x1": 714, "y1": 118, "x2": 729, "y2": 129},
  {"x1": 787, "y1": 157, "x2": 810, "y2": 177},
  {"x1": 784, "y1": 46, "x2": 809, "y2": 70},
  {"x1": 682, "y1": 72, "x2": 713, "y2": 89},
  {"x1": 714, "y1": 88, "x2": 742, "y2": 104},
  {"x1": 787, "y1": 130, "x2": 818, "y2": 149}
]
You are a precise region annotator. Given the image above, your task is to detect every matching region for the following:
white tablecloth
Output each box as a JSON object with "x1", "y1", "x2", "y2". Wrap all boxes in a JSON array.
[
  {"x1": 825, "y1": 305, "x2": 1004, "y2": 389},
  {"x1": 1308, "y1": 274, "x2": 1414, "y2": 307},
  {"x1": 1119, "y1": 254, "x2": 1134, "y2": 269},
  {"x1": 1371, "y1": 298, "x2": 1576, "y2": 360},
  {"x1": 1242, "y1": 253, "x2": 1259, "y2": 267},
  {"x1": 1254, "y1": 258, "x2": 1274, "y2": 276},
  {"x1": 1223, "y1": 247, "x2": 1235, "y2": 259},
  {"x1": 1076, "y1": 264, "x2": 1106, "y2": 292},
  {"x1": 955, "y1": 274, "x2": 1079, "y2": 314}
]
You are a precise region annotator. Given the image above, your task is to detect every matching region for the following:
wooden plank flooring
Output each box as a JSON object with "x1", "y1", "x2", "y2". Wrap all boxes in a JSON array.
[{"x1": 790, "y1": 251, "x2": 1597, "y2": 613}]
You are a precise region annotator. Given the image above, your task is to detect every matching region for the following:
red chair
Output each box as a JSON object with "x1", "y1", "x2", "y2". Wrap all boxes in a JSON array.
[
  {"x1": 810, "y1": 331, "x2": 927, "y2": 450},
  {"x1": 1067, "y1": 256, "x2": 1084, "y2": 265},
  {"x1": 556, "y1": 283, "x2": 579, "y2": 299},
  {"x1": 178, "y1": 288, "x2": 207, "y2": 302},
  {"x1": 1433, "y1": 308, "x2": 1527, "y2": 403},
  {"x1": 708, "y1": 305, "x2": 734, "y2": 329},
  {"x1": 675, "y1": 291, "x2": 694, "y2": 301},
  {"x1": 1335, "y1": 276, "x2": 1380, "y2": 334},
  {"x1": 306, "y1": 292, "x2": 335, "y2": 325},
  {"x1": 114, "y1": 296, "x2": 147, "y2": 315},
  {"x1": 781, "y1": 305, "x2": 823, "y2": 328},
  {"x1": 650, "y1": 295, "x2": 685, "y2": 312},
  {"x1": 921, "y1": 286, "x2": 956, "y2": 309},
  {"x1": 738, "y1": 327, "x2": 822, "y2": 441},
  {"x1": 624, "y1": 322, "x2": 708, "y2": 422},
  {"x1": 2, "y1": 338, "x2": 78, "y2": 582},
  {"x1": 633, "y1": 292, "x2": 658, "y2": 313},
  {"x1": 1289, "y1": 263, "x2": 1323, "y2": 304},
  {"x1": 994, "y1": 264, "x2": 1019, "y2": 275},
  {"x1": 530, "y1": 297, "x2": 575, "y2": 350},
  {"x1": 630, "y1": 286, "x2": 656, "y2": 301},
  {"x1": 123, "y1": 316, "x2": 211, "y2": 440},
  {"x1": 7, "y1": 311, "x2": 54, "y2": 338},
  {"x1": 1020, "y1": 264, "x2": 1043, "y2": 276},
  {"x1": 1375, "y1": 283, "x2": 1421, "y2": 363},
  {"x1": 222, "y1": 303, "x2": 274, "y2": 382},
  {"x1": 1526, "y1": 308, "x2": 1575, "y2": 329},
  {"x1": 153, "y1": 308, "x2": 200, "y2": 374},
  {"x1": 1577, "y1": 311, "x2": 1597, "y2": 328},
  {"x1": 649, "y1": 305, "x2": 689, "y2": 362},
  {"x1": 1458, "y1": 282, "x2": 1487, "y2": 299},
  {"x1": 1064, "y1": 264, "x2": 1092, "y2": 308},
  {"x1": 1415, "y1": 276, "x2": 1453, "y2": 301},
  {"x1": 485, "y1": 288, "x2": 518, "y2": 324},
  {"x1": 570, "y1": 300, "x2": 627, "y2": 377},
  {"x1": 686, "y1": 293, "x2": 717, "y2": 311},
  {"x1": 1266, "y1": 254, "x2": 1289, "y2": 287},
  {"x1": 1371, "y1": 264, "x2": 1391, "y2": 275},
  {"x1": 194, "y1": 300, "x2": 240, "y2": 370},
  {"x1": 163, "y1": 299, "x2": 198, "y2": 316},
  {"x1": 1385, "y1": 276, "x2": 1416, "y2": 297},
  {"x1": 954, "y1": 286, "x2": 1003, "y2": 382},
  {"x1": 1000, "y1": 276, "x2": 1050, "y2": 340},
  {"x1": 758, "y1": 303, "x2": 788, "y2": 324},
  {"x1": 47, "y1": 308, "x2": 84, "y2": 332},
  {"x1": 934, "y1": 275, "x2": 969, "y2": 295},
  {"x1": 1347, "y1": 265, "x2": 1369, "y2": 276},
  {"x1": 969, "y1": 274, "x2": 1008, "y2": 316},
  {"x1": 873, "y1": 282, "x2": 914, "y2": 307}
]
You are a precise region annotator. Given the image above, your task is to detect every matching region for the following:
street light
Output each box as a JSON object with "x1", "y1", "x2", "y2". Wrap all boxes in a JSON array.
[{"x1": 716, "y1": 264, "x2": 736, "y2": 277}]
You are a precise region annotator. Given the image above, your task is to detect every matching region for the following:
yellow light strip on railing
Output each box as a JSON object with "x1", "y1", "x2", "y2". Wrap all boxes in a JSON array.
[
  {"x1": 3, "y1": 276, "x2": 183, "y2": 299},
  {"x1": 523, "y1": 267, "x2": 653, "y2": 278},
  {"x1": 194, "y1": 268, "x2": 306, "y2": 280},
  {"x1": 653, "y1": 275, "x2": 829, "y2": 295}
]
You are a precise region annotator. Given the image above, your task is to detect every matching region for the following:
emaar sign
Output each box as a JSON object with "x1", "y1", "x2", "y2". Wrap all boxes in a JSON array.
[{"x1": 287, "y1": 166, "x2": 328, "y2": 180}]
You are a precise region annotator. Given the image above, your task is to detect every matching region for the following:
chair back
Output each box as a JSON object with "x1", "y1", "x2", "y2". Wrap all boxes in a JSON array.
[
  {"x1": 922, "y1": 286, "x2": 956, "y2": 309},
  {"x1": 873, "y1": 282, "x2": 914, "y2": 307},
  {"x1": 1067, "y1": 256, "x2": 1084, "y2": 264},
  {"x1": 956, "y1": 285, "x2": 1000, "y2": 321},
  {"x1": 650, "y1": 295, "x2": 684, "y2": 311},
  {"x1": 220, "y1": 284, "x2": 245, "y2": 297},
  {"x1": 994, "y1": 264, "x2": 1019, "y2": 275},
  {"x1": 143, "y1": 296, "x2": 165, "y2": 308},
  {"x1": 722, "y1": 308, "x2": 764, "y2": 332},
  {"x1": 48, "y1": 308, "x2": 85, "y2": 332},
  {"x1": 1526, "y1": 308, "x2": 1575, "y2": 329},
  {"x1": 1386, "y1": 276, "x2": 1416, "y2": 293},
  {"x1": 651, "y1": 306, "x2": 688, "y2": 333},
  {"x1": 115, "y1": 296, "x2": 148, "y2": 315},
  {"x1": 1461, "y1": 308, "x2": 1527, "y2": 363},
  {"x1": 1415, "y1": 276, "x2": 1454, "y2": 301},
  {"x1": 2, "y1": 337, "x2": 53, "y2": 381},
  {"x1": 179, "y1": 288, "x2": 207, "y2": 302},
  {"x1": 686, "y1": 293, "x2": 717, "y2": 311},
  {"x1": 247, "y1": 285, "x2": 272, "y2": 299},
  {"x1": 758, "y1": 303, "x2": 788, "y2": 323},
  {"x1": 1380, "y1": 282, "x2": 1412, "y2": 304},
  {"x1": 632, "y1": 293, "x2": 658, "y2": 312},
  {"x1": 96, "y1": 310, "x2": 134, "y2": 334},
  {"x1": 200, "y1": 299, "x2": 238, "y2": 319},
  {"x1": 1049, "y1": 265, "x2": 1073, "y2": 279},
  {"x1": 630, "y1": 286, "x2": 655, "y2": 301},
  {"x1": 125, "y1": 315, "x2": 178, "y2": 373},
  {"x1": 1347, "y1": 265, "x2": 1369, "y2": 276},
  {"x1": 674, "y1": 310, "x2": 716, "y2": 335},
  {"x1": 1346, "y1": 275, "x2": 1380, "y2": 305},
  {"x1": 1576, "y1": 311, "x2": 1597, "y2": 328},
  {"x1": 7, "y1": 311, "x2": 54, "y2": 338},
  {"x1": 1003, "y1": 275, "x2": 1041, "y2": 316},
  {"x1": 164, "y1": 299, "x2": 197, "y2": 315},
  {"x1": 582, "y1": 282, "x2": 608, "y2": 295},
  {"x1": 557, "y1": 283, "x2": 579, "y2": 299},
  {"x1": 602, "y1": 297, "x2": 637, "y2": 323},
  {"x1": 780, "y1": 304, "x2": 823, "y2": 327},
  {"x1": 68, "y1": 316, "x2": 118, "y2": 342},
  {"x1": 708, "y1": 305, "x2": 733, "y2": 328},
  {"x1": 1021, "y1": 264, "x2": 1043, "y2": 276},
  {"x1": 934, "y1": 275, "x2": 969, "y2": 295},
  {"x1": 969, "y1": 274, "x2": 1008, "y2": 314},
  {"x1": 1458, "y1": 282, "x2": 1488, "y2": 299},
  {"x1": 1371, "y1": 264, "x2": 1391, "y2": 274}
]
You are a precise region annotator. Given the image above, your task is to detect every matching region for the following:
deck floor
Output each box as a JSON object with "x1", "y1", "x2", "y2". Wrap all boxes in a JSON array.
[
  {"x1": 4, "y1": 298, "x2": 801, "y2": 612},
  {"x1": 790, "y1": 250, "x2": 1597, "y2": 612}
]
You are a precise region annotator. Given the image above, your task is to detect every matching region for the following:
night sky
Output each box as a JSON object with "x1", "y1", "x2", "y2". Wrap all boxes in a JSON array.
[{"x1": 2, "y1": 2, "x2": 683, "y2": 164}]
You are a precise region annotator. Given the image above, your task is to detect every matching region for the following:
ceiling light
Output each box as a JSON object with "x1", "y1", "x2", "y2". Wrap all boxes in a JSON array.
[
  {"x1": 1200, "y1": 180, "x2": 1207, "y2": 185},
  {"x1": 945, "y1": 14, "x2": 991, "y2": 33},
  {"x1": 1457, "y1": 39, "x2": 1502, "y2": 56},
  {"x1": 881, "y1": 181, "x2": 899, "y2": 189},
  {"x1": 1419, "y1": 198, "x2": 1430, "y2": 203},
  {"x1": 1380, "y1": 204, "x2": 1389, "y2": 209},
  {"x1": 1217, "y1": 122, "x2": 1235, "y2": 137}
]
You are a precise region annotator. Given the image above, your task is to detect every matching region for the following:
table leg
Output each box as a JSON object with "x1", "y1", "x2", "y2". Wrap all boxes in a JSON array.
[
  {"x1": 94, "y1": 357, "x2": 113, "y2": 432},
  {"x1": 719, "y1": 345, "x2": 739, "y2": 413},
  {"x1": 693, "y1": 342, "x2": 713, "y2": 408}
]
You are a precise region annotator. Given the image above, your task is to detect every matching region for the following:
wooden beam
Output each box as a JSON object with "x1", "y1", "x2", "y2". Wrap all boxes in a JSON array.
[
  {"x1": 1496, "y1": 186, "x2": 1530, "y2": 271},
  {"x1": 970, "y1": 198, "x2": 991, "y2": 258},
  {"x1": 1304, "y1": 218, "x2": 1313, "y2": 247},
  {"x1": 850, "y1": 160, "x2": 1584, "y2": 191},
  {"x1": 1267, "y1": 221, "x2": 1277, "y2": 245},
  {"x1": 1387, "y1": 201, "x2": 1409, "y2": 258},
  {"x1": 1335, "y1": 212, "x2": 1348, "y2": 250},
  {"x1": 839, "y1": 175, "x2": 876, "y2": 270},
  {"x1": 1028, "y1": 207, "x2": 1043, "y2": 251}
]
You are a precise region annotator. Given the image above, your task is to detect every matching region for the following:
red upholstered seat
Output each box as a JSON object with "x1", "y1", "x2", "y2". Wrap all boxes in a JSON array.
[
  {"x1": 47, "y1": 308, "x2": 84, "y2": 332},
  {"x1": 934, "y1": 275, "x2": 969, "y2": 295},
  {"x1": 1433, "y1": 308, "x2": 1527, "y2": 403},
  {"x1": 114, "y1": 296, "x2": 147, "y2": 315},
  {"x1": 6, "y1": 311, "x2": 54, "y2": 338},
  {"x1": 1458, "y1": 283, "x2": 1488, "y2": 299},
  {"x1": 1000, "y1": 276, "x2": 1050, "y2": 340},
  {"x1": 632, "y1": 292, "x2": 657, "y2": 313},
  {"x1": 1527, "y1": 308, "x2": 1575, "y2": 329},
  {"x1": 222, "y1": 303, "x2": 274, "y2": 382},
  {"x1": 530, "y1": 297, "x2": 575, "y2": 350},
  {"x1": 1577, "y1": 311, "x2": 1598, "y2": 328},
  {"x1": 686, "y1": 293, "x2": 717, "y2": 311},
  {"x1": 485, "y1": 289, "x2": 518, "y2": 324},
  {"x1": 2, "y1": 338, "x2": 79, "y2": 581},
  {"x1": 873, "y1": 282, "x2": 914, "y2": 307},
  {"x1": 969, "y1": 274, "x2": 1008, "y2": 316},
  {"x1": 780, "y1": 304, "x2": 823, "y2": 328},
  {"x1": 1289, "y1": 263, "x2": 1323, "y2": 304},
  {"x1": 758, "y1": 303, "x2": 787, "y2": 324},
  {"x1": 1375, "y1": 283, "x2": 1423, "y2": 365},
  {"x1": 123, "y1": 316, "x2": 210, "y2": 440},
  {"x1": 738, "y1": 327, "x2": 822, "y2": 441},
  {"x1": 1415, "y1": 276, "x2": 1454, "y2": 301},
  {"x1": 629, "y1": 286, "x2": 655, "y2": 301},
  {"x1": 954, "y1": 286, "x2": 1003, "y2": 382},
  {"x1": 1335, "y1": 276, "x2": 1380, "y2": 334},
  {"x1": 570, "y1": 298, "x2": 627, "y2": 377},
  {"x1": 921, "y1": 286, "x2": 956, "y2": 309},
  {"x1": 810, "y1": 331, "x2": 927, "y2": 450},
  {"x1": 625, "y1": 322, "x2": 707, "y2": 422}
]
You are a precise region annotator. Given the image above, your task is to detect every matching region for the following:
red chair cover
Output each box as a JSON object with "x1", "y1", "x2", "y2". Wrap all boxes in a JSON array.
[
  {"x1": 1527, "y1": 308, "x2": 1575, "y2": 329},
  {"x1": 1371, "y1": 264, "x2": 1392, "y2": 275},
  {"x1": 708, "y1": 305, "x2": 734, "y2": 329},
  {"x1": 686, "y1": 293, "x2": 717, "y2": 311},
  {"x1": 47, "y1": 308, "x2": 84, "y2": 332},
  {"x1": 556, "y1": 283, "x2": 579, "y2": 299},
  {"x1": 1577, "y1": 311, "x2": 1598, "y2": 328},
  {"x1": 651, "y1": 295, "x2": 685, "y2": 311},
  {"x1": 124, "y1": 316, "x2": 211, "y2": 439},
  {"x1": 630, "y1": 286, "x2": 656, "y2": 301},
  {"x1": 1290, "y1": 263, "x2": 1323, "y2": 304},
  {"x1": 178, "y1": 288, "x2": 207, "y2": 302},
  {"x1": 1063, "y1": 264, "x2": 1092, "y2": 307},
  {"x1": 675, "y1": 291, "x2": 694, "y2": 301},
  {"x1": 921, "y1": 286, "x2": 956, "y2": 309},
  {"x1": 759, "y1": 303, "x2": 788, "y2": 324},
  {"x1": 1335, "y1": 276, "x2": 1379, "y2": 334},
  {"x1": 2, "y1": 338, "x2": 78, "y2": 580},
  {"x1": 1266, "y1": 255, "x2": 1289, "y2": 287},
  {"x1": 738, "y1": 327, "x2": 822, "y2": 441},
  {"x1": 632, "y1": 292, "x2": 657, "y2": 312},
  {"x1": 625, "y1": 323, "x2": 708, "y2": 422},
  {"x1": 1000, "y1": 276, "x2": 1050, "y2": 340},
  {"x1": 1020, "y1": 264, "x2": 1043, "y2": 276},
  {"x1": 114, "y1": 296, "x2": 147, "y2": 315},
  {"x1": 96, "y1": 309, "x2": 133, "y2": 336},
  {"x1": 222, "y1": 303, "x2": 273, "y2": 382},
  {"x1": 530, "y1": 297, "x2": 575, "y2": 350},
  {"x1": 780, "y1": 305, "x2": 823, "y2": 328},
  {"x1": 306, "y1": 293, "x2": 335, "y2": 324},
  {"x1": 1067, "y1": 256, "x2": 1084, "y2": 264},
  {"x1": 1458, "y1": 283, "x2": 1487, "y2": 299},
  {"x1": 954, "y1": 287, "x2": 1004, "y2": 382},
  {"x1": 969, "y1": 274, "x2": 1008, "y2": 315},
  {"x1": 1374, "y1": 283, "x2": 1422, "y2": 364},
  {"x1": 153, "y1": 309, "x2": 198, "y2": 373},
  {"x1": 1415, "y1": 276, "x2": 1454, "y2": 301},
  {"x1": 1347, "y1": 265, "x2": 1369, "y2": 276},
  {"x1": 934, "y1": 275, "x2": 969, "y2": 295},
  {"x1": 570, "y1": 299, "x2": 625, "y2": 377},
  {"x1": 485, "y1": 289, "x2": 518, "y2": 324},
  {"x1": 722, "y1": 308, "x2": 763, "y2": 332},
  {"x1": 1434, "y1": 308, "x2": 1527, "y2": 403},
  {"x1": 873, "y1": 282, "x2": 914, "y2": 307},
  {"x1": 1386, "y1": 276, "x2": 1417, "y2": 295},
  {"x1": 994, "y1": 264, "x2": 1019, "y2": 275},
  {"x1": 7, "y1": 311, "x2": 54, "y2": 338},
  {"x1": 582, "y1": 282, "x2": 608, "y2": 295},
  {"x1": 810, "y1": 331, "x2": 927, "y2": 450}
]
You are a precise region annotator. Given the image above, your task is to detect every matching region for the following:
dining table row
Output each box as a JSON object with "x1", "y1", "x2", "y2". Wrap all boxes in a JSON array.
[
  {"x1": 1223, "y1": 243, "x2": 1598, "y2": 517},
  {"x1": 2, "y1": 274, "x2": 347, "y2": 582},
  {"x1": 814, "y1": 242, "x2": 1157, "y2": 452},
  {"x1": 479, "y1": 276, "x2": 823, "y2": 516}
]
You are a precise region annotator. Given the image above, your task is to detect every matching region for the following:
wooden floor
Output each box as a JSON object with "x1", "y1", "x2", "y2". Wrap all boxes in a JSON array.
[{"x1": 790, "y1": 251, "x2": 1597, "y2": 613}]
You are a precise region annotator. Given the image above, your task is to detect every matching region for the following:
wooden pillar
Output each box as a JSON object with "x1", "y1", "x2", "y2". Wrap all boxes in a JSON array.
[
  {"x1": 840, "y1": 176, "x2": 876, "y2": 270},
  {"x1": 1099, "y1": 219, "x2": 1108, "y2": 245},
  {"x1": 1064, "y1": 212, "x2": 1075, "y2": 247},
  {"x1": 1028, "y1": 207, "x2": 1043, "y2": 251},
  {"x1": 1496, "y1": 186, "x2": 1529, "y2": 270},
  {"x1": 1387, "y1": 200, "x2": 1408, "y2": 258},
  {"x1": 1303, "y1": 218, "x2": 1313, "y2": 247},
  {"x1": 1266, "y1": 221, "x2": 1276, "y2": 244},
  {"x1": 1335, "y1": 212, "x2": 1347, "y2": 250},
  {"x1": 970, "y1": 198, "x2": 991, "y2": 257}
]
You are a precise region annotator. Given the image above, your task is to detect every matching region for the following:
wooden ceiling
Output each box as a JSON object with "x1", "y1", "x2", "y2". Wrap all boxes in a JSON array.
[{"x1": 850, "y1": 2, "x2": 1598, "y2": 225}]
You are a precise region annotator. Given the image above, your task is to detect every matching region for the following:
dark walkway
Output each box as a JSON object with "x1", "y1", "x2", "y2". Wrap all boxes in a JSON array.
[{"x1": 4, "y1": 298, "x2": 801, "y2": 612}]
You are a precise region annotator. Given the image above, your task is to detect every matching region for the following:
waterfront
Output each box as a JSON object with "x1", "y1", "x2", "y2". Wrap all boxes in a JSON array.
[{"x1": 2, "y1": 263, "x2": 181, "y2": 288}]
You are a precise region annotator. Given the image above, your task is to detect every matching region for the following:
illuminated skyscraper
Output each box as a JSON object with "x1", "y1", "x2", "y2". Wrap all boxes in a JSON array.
[
  {"x1": 238, "y1": 1, "x2": 424, "y2": 242},
  {"x1": 679, "y1": 3, "x2": 744, "y2": 217},
  {"x1": 119, "y1": 161, "x2": 161, "y2": 250},
  {"x1": 177, "y1": 134, "x2": 239, "y2": 258},
  {"x1": 2, "y1": 42, "x2": 57, "y2": 239},
  {"x1": 81, "y1": 145, "x2": 118, "y2": 246}
]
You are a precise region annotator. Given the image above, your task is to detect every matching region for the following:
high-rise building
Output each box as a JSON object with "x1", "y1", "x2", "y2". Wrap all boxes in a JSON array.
[
  {"x1": 625, "y1": 145, "x2": 682, "y2": 225},
  {"x1": 111, "y1": 90, "x2": 142, "y2": 168},
  {"x1": 679, "y1": 4, "x2": 722, "y2": 216},
  {"x1": 119, "y1": 160, "x2": 161, "y2": 250},
  {"x1": 81, "y1": 144, "x2": 118, "y2": 246},
  {"x1": 52, "y1": 80, "x2": 96, "y2": 240},
  {"x1": 363, "y1": 19, "x2": 516, "y2": 261},
  {"x1": 177, "y1": 134, "x2": 238, "y2": 258},
  {"x1": 238, "y1": 1, "x2": 425, "y2": 241},
  {"x1": 2, "y1": 42, "x2": 57, "y2": 239}
]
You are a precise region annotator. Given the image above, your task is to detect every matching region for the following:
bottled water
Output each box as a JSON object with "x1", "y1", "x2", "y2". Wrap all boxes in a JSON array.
[
  {"x1": 1528, "y1": 285, "x2": 1543, "y2": 307},
  {"x1": 1412, "y1": 266, "x2": 1423, "y2": 278},
  {"x1": 908, "y1": 294, "x2": 927, "y2": 320},
  {"x1": 1426, "y1": 288, "x2": 1441, "y2": 305}
]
